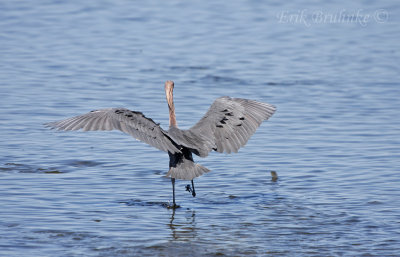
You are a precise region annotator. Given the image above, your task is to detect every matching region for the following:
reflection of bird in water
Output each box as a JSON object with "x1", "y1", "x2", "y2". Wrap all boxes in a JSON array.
[
  {"x1": 46, "y1": 80, "x2": 276, "y2": 208},
  {"x1": 169, "y1": 208, "x2": 196, "y2": 241}
]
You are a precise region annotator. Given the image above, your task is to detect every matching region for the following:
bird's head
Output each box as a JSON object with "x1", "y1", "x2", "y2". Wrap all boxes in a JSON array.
[
  {"x1": 164, "y1": 80, "x2": 175, "y2": 107},
  {"x1": 164, "y1": 80, "x2": 174, "y2": 93}
]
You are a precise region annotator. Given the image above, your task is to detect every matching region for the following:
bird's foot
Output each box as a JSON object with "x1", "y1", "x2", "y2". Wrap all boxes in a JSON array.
[
  {"x1": 185, "y1": 185, "x2": 196, "y2": 197},
  {"x1": 170, "y1": 203, "x2": 181, "y2": 209},
  {"x1": 165, "y1": 202, "x2": 180, "y2": 209}
]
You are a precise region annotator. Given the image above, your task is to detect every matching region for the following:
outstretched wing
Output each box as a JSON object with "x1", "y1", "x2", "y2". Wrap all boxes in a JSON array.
[
  {"x1": 171, "y1": 96, "x2": 276, "y2": 157},
  {"x1": 45, "y1": 108, "x2": 180, "y2": 153}
]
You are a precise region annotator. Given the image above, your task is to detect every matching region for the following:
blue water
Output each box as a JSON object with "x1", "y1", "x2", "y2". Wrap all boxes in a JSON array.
[{"x1": 1, "y1": 1, "x2": 399, "y2": 256}]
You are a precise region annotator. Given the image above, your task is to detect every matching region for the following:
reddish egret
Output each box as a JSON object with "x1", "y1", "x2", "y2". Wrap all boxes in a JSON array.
[{"x1": 46, "y1": 81, "x2": 276, "y2": 208}]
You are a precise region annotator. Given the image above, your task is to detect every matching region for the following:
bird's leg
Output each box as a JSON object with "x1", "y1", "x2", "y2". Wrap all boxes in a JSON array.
[
  {"x1": 171, "y1": 178, "x2": 176, "y2": 208},
  {"x1": 191, "y1": 180, "x2": 196, "y2": 197},
  {"x1": 185, "y1": 180, "x2": 196, "y2": 197}
]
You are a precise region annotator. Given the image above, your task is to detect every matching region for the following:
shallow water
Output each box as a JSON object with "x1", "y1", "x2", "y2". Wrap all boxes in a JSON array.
[{"x1": 1, "y1": 0, "x2": 400, "y2": 256}]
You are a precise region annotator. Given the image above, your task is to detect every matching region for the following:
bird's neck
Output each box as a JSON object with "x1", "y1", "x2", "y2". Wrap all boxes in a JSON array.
[
  {"x1": 166, "y1": 91, "x2": 177, "y2": 128},
  {"x1": 169, "y1": 104, "x2": 177, "y2": 128}
]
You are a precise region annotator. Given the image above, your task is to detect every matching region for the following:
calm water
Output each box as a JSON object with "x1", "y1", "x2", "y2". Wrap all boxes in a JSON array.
[{"x1": 1, "y1": 1, "x2": 400, "y2": 256}]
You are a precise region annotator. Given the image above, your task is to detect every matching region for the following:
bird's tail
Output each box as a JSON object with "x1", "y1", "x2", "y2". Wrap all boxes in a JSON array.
[{"x1": 166, "y1": 153, "x2": 210, "y2": 180}]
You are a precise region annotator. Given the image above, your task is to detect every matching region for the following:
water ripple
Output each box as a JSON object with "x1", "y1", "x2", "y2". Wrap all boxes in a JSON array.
[{"x1": 1, "y1": 0, "x2": 399, "y2": 256}]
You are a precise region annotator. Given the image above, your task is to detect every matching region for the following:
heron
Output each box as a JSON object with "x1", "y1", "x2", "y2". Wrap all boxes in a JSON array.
[{"x1": 45, "y1": 80, "x2": 276, "y2": 208}]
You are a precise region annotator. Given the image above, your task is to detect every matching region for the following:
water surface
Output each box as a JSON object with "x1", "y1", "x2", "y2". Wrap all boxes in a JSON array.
[{"x1": 1, "y1": 0, "x2": 399, "y2": 256}]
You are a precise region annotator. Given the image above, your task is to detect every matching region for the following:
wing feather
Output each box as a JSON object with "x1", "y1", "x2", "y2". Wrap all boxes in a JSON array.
[
  {"x1": 45, "y1": 108, "x2": 180, "y2": 153},
  {"x1": 173, "y1": 96, "x2": 276, "y2": 156}
]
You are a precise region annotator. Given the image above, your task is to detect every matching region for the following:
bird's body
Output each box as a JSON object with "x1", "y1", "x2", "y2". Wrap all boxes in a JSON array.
[{"x1": 46, "y1": 81, "x2": 276, "y2": 207}]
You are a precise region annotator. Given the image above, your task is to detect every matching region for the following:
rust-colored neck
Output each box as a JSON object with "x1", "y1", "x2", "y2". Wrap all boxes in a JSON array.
[{"x1": 165, "y1": 80, "x2": 177, "y2": 128}]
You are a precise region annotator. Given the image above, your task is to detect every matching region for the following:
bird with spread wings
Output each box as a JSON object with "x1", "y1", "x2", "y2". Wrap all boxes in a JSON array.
[{"x1": 46, "y1": 81, "x2": 276, "y2": 208}]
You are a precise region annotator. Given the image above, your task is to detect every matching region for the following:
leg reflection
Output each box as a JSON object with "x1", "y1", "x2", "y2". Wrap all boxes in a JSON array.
[{"x1": 168, "y1": 208, "x2": 197, "y2": 241}]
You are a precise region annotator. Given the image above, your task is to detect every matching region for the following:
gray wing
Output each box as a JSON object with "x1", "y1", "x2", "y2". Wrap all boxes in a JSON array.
[
  {"x1": 45, "y1": 108, "x2": 180, "y2": 153},
  {"x1": 171, "y1": 96, "x2": 276, "y2": 157}
]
